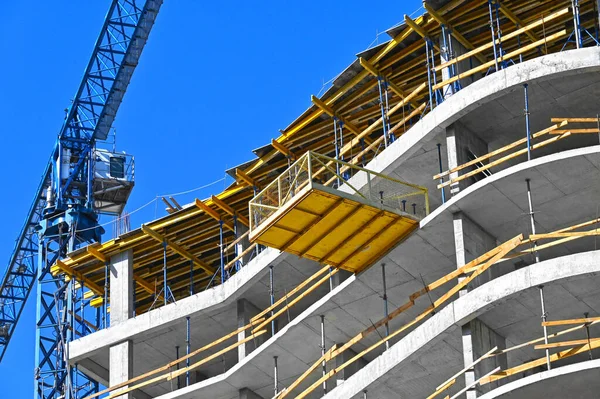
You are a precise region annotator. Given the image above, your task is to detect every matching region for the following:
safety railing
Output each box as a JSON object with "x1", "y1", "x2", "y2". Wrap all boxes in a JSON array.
[
  {"x1": 434, "y1": 117, "x2": 600, "y2": 190},
  {"x1": 428, "y1": 315, "x2": 600, "y2": 399},
  {"x1": 249, "y1": 151, "x2": 429, "y2": 232}
]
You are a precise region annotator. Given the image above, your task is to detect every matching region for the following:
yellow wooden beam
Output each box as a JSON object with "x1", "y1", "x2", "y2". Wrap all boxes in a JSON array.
[
  {"x1": 310, "y1": 95, "x2": 362, "y2": 136},
  {"x1": 358, "y1": 57, "x2": 420, "y2": 110},
  {"x1": 86, "y1": 245, "x2": 107, "y2": 263},
  {"x1": 534, "y1": 338, "x2": 600, "y2": 350},
  {"x1": 280, "y1": 20, "x2": 418, "y2": 139},
  {"x1": 140, "y1": 224, "x2": 216, "y2": 275},
  {"x1": 90, "y1": 297, "x2": 104, "y2": 308},
  {"x1": 404, "y1": 15, "x2": 441, "y2": 52},
  {"x1": 422, "y1": 3, "x2": 487, "y2": 64},
  {"x1": 211, "y1": 195, "x2": 250, "y2": 227},
  {"x1": 270, "y1": 139, "x2": 296, "y2": 161},
  {"x1": 133, "y1": 274, "x2": 162, "y2": 298},
  {"x1": 194, "y1": 199, "x2": 235, "y2": 232},
  {"x1": 87, "y1": 242, "x2": 161, "y2": 299},
  {"x1": 235, "y1": 168, "x2": 259, "y2": 188},
  {"x1": 52, "y1": 260, "x2": 104, "y2": 297},
  {"x1": 542, "y1": 316, "x2": 600, "y2": 327},
  {"x1": 495, "y1": 1, "x2": 540, "y2": 47},
  {"x1": 481, "y1": 338, "x2": 600, "y2": 384}
]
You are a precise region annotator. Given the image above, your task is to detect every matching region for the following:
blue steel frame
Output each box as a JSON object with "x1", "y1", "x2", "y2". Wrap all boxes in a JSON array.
[{"x1": 0, "y1": 1, "x2": 162, "y2": 399}]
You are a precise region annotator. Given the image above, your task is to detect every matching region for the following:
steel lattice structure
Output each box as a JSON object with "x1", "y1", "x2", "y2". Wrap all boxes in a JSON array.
[{"x1": 0, "y1": 1, "x2": 162, "y2": 399}]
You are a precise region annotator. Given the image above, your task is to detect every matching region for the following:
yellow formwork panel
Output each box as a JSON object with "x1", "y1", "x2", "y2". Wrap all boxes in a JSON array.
[{"x1": 250, "y1": 186, "x2": 419, "y2": 274}]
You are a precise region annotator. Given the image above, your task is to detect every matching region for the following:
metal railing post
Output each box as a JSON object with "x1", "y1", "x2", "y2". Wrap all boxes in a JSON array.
[
  {"x1": 163, "y1": 240, "x2": 168, "y2": 306},
  {"x1": 320, "y1": 315, "x2": 327, "y2": 394},
  {"x1": 382, "y1": 263, "x2": 390, "y2": 350},
  {"x1": 186, "y1": 316, "x2": 191, "y2": 386},
  {"x1": 539, "y1": 285, "x2": 551, "y2": 370},
  {"x1": 437, "y1": 143, "x2": 446, "y2": 204}
]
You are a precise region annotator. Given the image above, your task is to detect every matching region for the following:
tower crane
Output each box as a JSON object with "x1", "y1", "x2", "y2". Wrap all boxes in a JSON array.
[{"x1": 0, "y1": 1, "x2": 163, "y2": 398}]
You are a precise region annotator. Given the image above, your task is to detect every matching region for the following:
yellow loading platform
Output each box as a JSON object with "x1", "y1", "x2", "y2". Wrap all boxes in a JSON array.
[{"x1": 249, "y1": 152, "x2": 429, "y2": 274}]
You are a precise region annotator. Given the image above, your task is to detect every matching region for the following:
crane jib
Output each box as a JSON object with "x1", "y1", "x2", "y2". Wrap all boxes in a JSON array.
[{"x1": 0, "y1": 2, "x2": 163, "y2": 399}]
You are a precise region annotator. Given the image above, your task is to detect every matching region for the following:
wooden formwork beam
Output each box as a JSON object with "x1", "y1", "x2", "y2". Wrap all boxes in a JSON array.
[
  {"x1": 141, "y1": 224, "x2": 216, "y2": 275},
  {"x1": 423, "y1": 2, "x2": 488, "y2": 64}
]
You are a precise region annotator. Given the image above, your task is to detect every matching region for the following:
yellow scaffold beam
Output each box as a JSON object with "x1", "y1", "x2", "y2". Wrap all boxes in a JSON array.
[
  {"x1": 404, "y1": 15, "x2": 441, "y2": 52},
  {"x1": 280, "y1": 20, "x2": 418, "y2": 139},
  {"x1": 141, "y1": 224, "x2": 216, "y2": 275},
  {"x1": 310, "y1": 95, "x2": 362, "y2": 136},
  {"x1": 194, "y1": 199, "x2": 235, "y2": 232},
  {"x1": 211, "y1": 195, "x2": 250, "y2": 227},
  {"x1": 358, "y1": 57, "x2": 420, "y2": 110},
  {"x1": 86, "y1": 245, "x2": 108, "y2": 263},
  {"x1": 52, "y1": 260, "x2": 104, "y2": 297},
  {"x1": 235, "y1": 168, "x2": 260, "y2": 188},
  {"x1": 87, "y1": 242, "x2": 166, "y2": 299},
  {"x1": 270, "y1": 139, "x2": 296, "y2": 161},
  {"x1": 133, "y1": 274, "x2": 164, "y2": 299},
  {"x1": 422, "y1": 2, "x2": 487, "y2": 64}
]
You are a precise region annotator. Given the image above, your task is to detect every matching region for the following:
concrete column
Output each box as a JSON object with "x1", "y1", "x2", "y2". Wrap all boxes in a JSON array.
[
  {"x1": 335, "y1": 345, "x2": 367, "y2": 386},
  {"x1": 110, "y1": 249, "x2": 134, "y2": 325},
  {"x1": 446, "y1": 122, "x2": 489, "y2": 195},
  {"x1": 453, "y1": 212, "x2": 507, "y2": 398},
  {"x1": 238, "y1": 298, "x2": 264, "y2": 361},
  {"x1": 453, "y1": 212, "x2": 501, "y2": 291},
  {"x1": 109, "y1": 249, "x2": 134, "y2": 398},
  {"x1": 239, "y1": 388, "x2": 263, "y2": 399},
  {"x1": 438, "y1": 33, "x2": 481, "y2": 97},
  {"x1": 109, "y1": 340, "x2": 133, "y2": 399},
  {"x1": 236, "y1": 223, "x2": 252, "y2": 266},
  {"x1": 470, "y1": 318, "x2": 507, "y2": 394}
]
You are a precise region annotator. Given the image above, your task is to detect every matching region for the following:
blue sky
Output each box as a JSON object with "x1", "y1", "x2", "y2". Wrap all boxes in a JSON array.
[{"x1": 0, "y1": 0, "x2": 421, "y2": 395}]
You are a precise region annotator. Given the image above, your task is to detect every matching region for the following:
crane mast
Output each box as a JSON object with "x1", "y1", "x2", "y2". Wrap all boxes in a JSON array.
[{"x1": 0, "y1": 1, "x2": 163, "y2": 398}]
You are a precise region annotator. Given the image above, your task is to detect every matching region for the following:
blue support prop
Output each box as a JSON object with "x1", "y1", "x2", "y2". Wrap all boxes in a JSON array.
[
  {"x1": 233, "y1": 215, "x2": 240, "y2": 272},
  {"x1": 186, "y1": 316, "x2": 191, "y2": 386},
  {"x1": 573, "y1": 0, "x2": 583, "y2": 49},
  {"x1": 163, "y1": 241, "x2": 168, "y2": 306},
  {"x1": 189, "y1": 259, "x2": 194, "y2": 296},
  {"x1": 425, "y1": 39, "x2": 434, "y2": 111},
  {"x1": 494, "y1": 1, "x2": 508, "y2": 69},
  {"x1": 377, "y1": 77, "x2": 390, "y2": 148},
  {"x1": 440, "y1": 25, "x2": 454, "y2": 99},
  {"x1": 488, "y1": 0, "x2": 500, "y2": 72},
  {"x1": 333, "y1": 118, "x2": 341, "y2": 187},
  {"x1": 103, "y1": 262, "x2": 109, "y2": 328},
  {"x1": 219, "y1": 220, "x2": 225, "y2": 282}
]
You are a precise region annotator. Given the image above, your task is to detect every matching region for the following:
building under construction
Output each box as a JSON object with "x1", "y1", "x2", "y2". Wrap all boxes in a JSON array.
[{"x1": 5, "y1": 0, "x2": 600, "y2": 398}]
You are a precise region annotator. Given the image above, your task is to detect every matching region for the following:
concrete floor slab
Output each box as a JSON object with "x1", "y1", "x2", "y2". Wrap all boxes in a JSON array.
[{"x1": 478, "y1": 359, "x2": 600, "y2": 399}]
